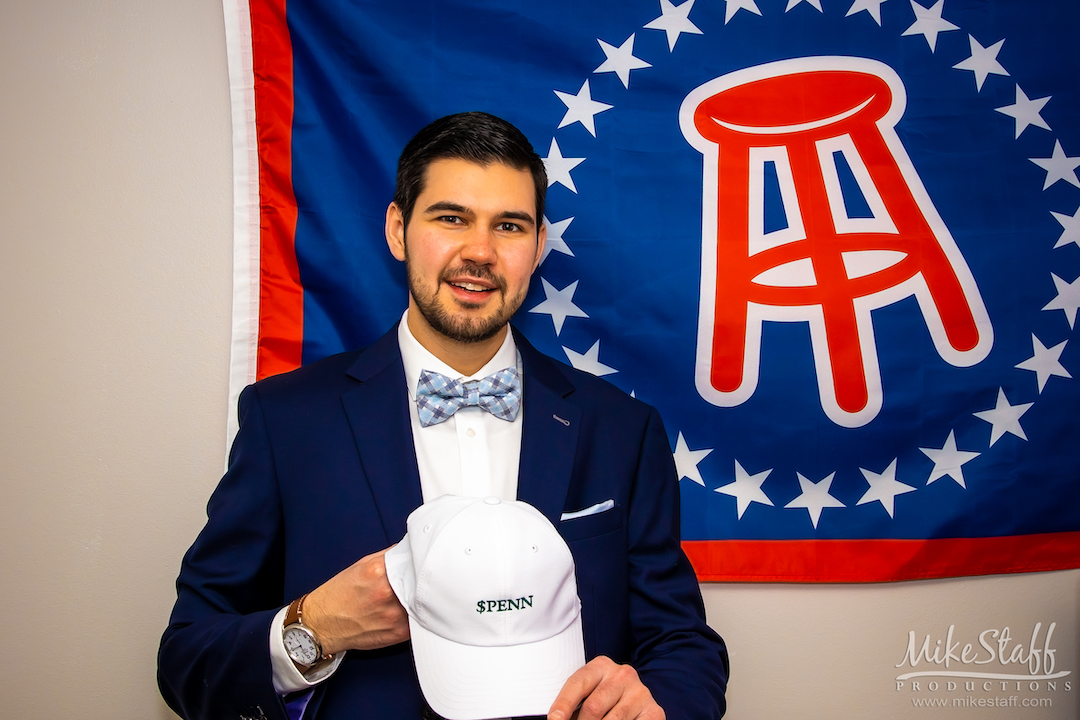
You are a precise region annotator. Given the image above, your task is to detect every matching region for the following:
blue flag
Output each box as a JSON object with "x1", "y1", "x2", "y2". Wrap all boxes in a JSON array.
[{"x1": 224, "y1": 0, "x2": 1080, "y2": 581}]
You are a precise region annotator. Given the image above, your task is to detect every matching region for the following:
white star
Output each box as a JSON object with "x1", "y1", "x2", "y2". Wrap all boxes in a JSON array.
[
  {"x1": 856, "y1": 460, "x2": 916, "y2": 518},
  {"x1": 920, "y1": 430, "x2": 980, "y2": 489},
  {"x1": 672, "y1": 432, "x2": 713, "y2": 486},
  {"x1": 563, "y1": 339, "x2": 617, "y2": 377},
  {"x1": 996, "y1": 86, "x2": 1051, "y2": 139},
  {"x1": 644, "y1": 0, "x2": 703, "y2": 52},
  {"x1": 543, "y1": 139, "x2": 585, "y2": 193},
  {"x1": 973, "y1": 388, "x2": 1033, "y2": 447},
  {"x1": 723, "y1": 0, "x2": 762, "y2": 23},
  {"x1": 785, "y1": 472, "x2": 845, "y2": 529},
  {"x1": 594, "y1": 34, "x2": 651, "y2": 89},
  {"x1": 1051, "y1": 207, "x2": 1080, "y2": 250},
  {"x1": 716, "y1": 460, "x2": 774, "y2": 519},
  {"x1": 786, "y1": 0, "x2": 823, "y2": 12},
  {"x1": 529, "y1": 278, "x2": 589, "y2": 336},
  {"x1": 1043, "y1": 273, "x2": 1080, "y2": 328},
  {"x1": 554, "y1": 80, "x2": 613, "y2": 137},
  {"x1": 540, "y1": 216, "x2": 575, "y2": 264},
  {"x1": 902, "y1": 0, "x2": 959, "y2": 52},
  {"x1": 952, "y1": 35, "x2": 1009, "y2": 91},
  {"x1": 1029, "y1": 140, "x2": 1080, "y2": 190},
  {"x1": 1016, "y1": 334, "x2": 1071, "y2": 393},
  {"x1": 846, "y1": 0, "x2": 890, "y2": 25}
]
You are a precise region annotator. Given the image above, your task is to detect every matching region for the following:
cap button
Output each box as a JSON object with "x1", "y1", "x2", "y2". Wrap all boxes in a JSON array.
[{"x1": 483, "y1": 496, "x2": 501, "y2": 505}]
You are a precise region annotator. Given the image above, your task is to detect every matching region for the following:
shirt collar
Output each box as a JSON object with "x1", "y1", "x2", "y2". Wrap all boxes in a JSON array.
[{"x1": 398, "y1": 309, "x2": 519, "y2": 396}]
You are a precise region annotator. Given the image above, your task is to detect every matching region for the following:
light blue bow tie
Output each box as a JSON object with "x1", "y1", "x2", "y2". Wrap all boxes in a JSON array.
[{"x1": 415, "y1": 367, "x2": 522, "y2": 428}]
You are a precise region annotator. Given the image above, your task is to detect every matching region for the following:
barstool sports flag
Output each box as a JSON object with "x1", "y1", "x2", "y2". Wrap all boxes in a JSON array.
[{"x1": 223, "y1": 0, "x2": 1080, "y2": 582}]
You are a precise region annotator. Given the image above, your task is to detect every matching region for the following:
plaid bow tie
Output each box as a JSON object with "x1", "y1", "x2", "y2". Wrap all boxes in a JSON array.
[{"x1": 415, "y1": 367, "x2": 522, "y2": 428}]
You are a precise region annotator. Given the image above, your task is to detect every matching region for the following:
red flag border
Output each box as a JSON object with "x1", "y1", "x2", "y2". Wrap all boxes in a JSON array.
[
  {"x1": 250, "y1": 0, "x2": 303, "y2": 380},
  {"x1": 683, "y1": 532, "x2": 1080, "y2": 582}
]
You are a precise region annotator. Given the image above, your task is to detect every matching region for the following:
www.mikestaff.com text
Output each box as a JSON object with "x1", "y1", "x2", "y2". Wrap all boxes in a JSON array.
[{"x1": 912, "y1": 695, "x2": 1053, "y2": 708}]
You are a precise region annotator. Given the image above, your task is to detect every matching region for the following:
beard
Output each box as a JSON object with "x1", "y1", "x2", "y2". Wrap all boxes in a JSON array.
[{"x1": 406, "y1": 258, "x2": 525, "y2": 344}]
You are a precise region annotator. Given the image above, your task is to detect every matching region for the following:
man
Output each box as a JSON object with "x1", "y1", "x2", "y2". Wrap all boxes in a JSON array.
[{"x1": 159, "y1": 112, "x2": 728, "y2": 720}]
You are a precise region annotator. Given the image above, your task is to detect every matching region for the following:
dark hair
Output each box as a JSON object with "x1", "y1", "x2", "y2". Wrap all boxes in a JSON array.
[{"x1": 393, "y1": 111, "x2": 547, "y2": 228}]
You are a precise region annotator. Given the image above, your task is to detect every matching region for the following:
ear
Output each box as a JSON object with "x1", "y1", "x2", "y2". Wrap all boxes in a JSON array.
[
  {"x1": 531, "y1": 220, "x2": 548, "y2": 273},
  {"x1": 385, "y1": 202, "x2": 406, "y2": 262}
]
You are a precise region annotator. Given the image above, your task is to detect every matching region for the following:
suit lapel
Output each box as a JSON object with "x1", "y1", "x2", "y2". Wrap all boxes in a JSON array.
[
  {"x1": 513, "y1": 327, "x2": 581, "y2": 527},
  {"x1": 340, "y1": 325, "x2": 423, "y2": 544}
]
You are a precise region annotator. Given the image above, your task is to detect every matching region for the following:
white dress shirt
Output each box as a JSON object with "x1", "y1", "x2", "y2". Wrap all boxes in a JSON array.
[
  {"x1": 399, "y1": 310, "x2": 523, "y2": 503},
  {"x1": 271, "y1": 311, "x2": 524, "y2": 694}
]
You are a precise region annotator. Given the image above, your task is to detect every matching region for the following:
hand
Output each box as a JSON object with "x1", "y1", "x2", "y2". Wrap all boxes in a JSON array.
[
  {"x1": 301, "y1": 547, "x2": 410, "y2": 655},
  {"x1": 548, "y1": 656, "x2": 665, "y2": 720}
]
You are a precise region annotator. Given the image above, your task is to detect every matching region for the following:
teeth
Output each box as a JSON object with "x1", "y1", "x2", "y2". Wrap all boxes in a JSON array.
[{"x1": 454, "y1": 281, "x2": 489, "y2": 291}]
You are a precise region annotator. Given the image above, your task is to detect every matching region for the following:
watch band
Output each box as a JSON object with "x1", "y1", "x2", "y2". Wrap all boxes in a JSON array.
[{"x1": 284, "y1": 595, "x2": 305, "y2": 629}]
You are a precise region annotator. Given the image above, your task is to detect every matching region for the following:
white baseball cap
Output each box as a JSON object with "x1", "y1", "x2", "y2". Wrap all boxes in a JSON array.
[{"x1": 384, "y1": 495, "x2": 586, "y2": 720}]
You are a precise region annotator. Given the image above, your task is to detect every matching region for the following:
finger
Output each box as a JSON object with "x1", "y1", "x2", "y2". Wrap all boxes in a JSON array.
[
  {"x1": 548, "y1": 661, "x2": 604, "y2": 720},
  {"x1": 560, "y1": 659, "x2": 663, "y2": 720}
]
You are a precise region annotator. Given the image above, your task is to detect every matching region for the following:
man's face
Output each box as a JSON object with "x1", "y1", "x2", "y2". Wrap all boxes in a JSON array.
[{"x1": 386, "y1": 158, "x2": 546, "y2": 348}]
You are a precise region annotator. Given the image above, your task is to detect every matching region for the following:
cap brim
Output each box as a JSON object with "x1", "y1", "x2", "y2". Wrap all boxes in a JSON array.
[{"x1": 409, "y1": 612, "x2": 586, "y2": 720}]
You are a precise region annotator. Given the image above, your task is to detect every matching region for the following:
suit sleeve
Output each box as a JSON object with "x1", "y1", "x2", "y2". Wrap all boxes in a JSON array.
[
  {"x1": 628, "y1": 408, "x2": 729, "y2": 719},
  {"x1": 158, "y1": 384, "x2": 293, "y2": 720}
]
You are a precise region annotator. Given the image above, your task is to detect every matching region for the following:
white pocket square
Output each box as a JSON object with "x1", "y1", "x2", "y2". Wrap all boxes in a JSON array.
[{"x1": 560, "y1": 499, "x2": 615, "y2": 521}]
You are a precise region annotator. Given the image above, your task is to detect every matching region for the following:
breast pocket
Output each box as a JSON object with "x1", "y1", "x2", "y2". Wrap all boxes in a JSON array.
[
  {"x1": 559, "y1": 503, "x2": 628, "y2": 661},
  {"x1": 558, "y1": 504, "x2": 622, "y2": 542}
]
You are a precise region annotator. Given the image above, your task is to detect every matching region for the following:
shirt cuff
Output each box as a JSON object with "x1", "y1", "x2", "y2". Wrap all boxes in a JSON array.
[{"x1": 270, "y1": 605, "x2": 345, "y2": 694}]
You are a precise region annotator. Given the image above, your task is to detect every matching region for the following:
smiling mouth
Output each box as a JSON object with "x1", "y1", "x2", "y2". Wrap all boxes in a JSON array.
[
  {"x1": 442, "y1": 264, "x2": 505, "y2": 296},
  {"x1": 448, "y1": 280, "x2": 495, "y2": 293}
]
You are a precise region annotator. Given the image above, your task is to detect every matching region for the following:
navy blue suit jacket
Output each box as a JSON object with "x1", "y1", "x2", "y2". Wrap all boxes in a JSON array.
[{"x1": 158, "y1": 325, "x2": 728, "y2": 720}]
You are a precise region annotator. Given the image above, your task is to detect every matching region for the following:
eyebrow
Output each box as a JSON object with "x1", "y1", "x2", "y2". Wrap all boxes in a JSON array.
[{"x1": 422, "y1": 201, "x2": 536, "y2": 227}]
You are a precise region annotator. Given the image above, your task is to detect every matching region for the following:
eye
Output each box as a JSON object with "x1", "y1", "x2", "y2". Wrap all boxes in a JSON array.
[
  {"x1": 438, "y1": 215, "x2": 465, "y2": 225},
  {"x1": 496, "y1": 221, "x2": 523, "y2": 233}
]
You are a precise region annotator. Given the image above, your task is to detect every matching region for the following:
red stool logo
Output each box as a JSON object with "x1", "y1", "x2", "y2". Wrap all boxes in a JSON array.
[{"x1": 680, "y1": 57, "x2": 993, "y2": 427}]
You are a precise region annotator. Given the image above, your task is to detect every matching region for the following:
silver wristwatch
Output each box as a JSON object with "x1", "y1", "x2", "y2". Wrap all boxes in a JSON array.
[{"x1": 282, "y1": 594, "x2": 328, "y2": 670}]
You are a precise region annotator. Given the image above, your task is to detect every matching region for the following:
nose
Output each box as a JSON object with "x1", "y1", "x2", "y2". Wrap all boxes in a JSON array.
[{"x1": 460, "y1": 226, "x2": 497, "y2": 265}]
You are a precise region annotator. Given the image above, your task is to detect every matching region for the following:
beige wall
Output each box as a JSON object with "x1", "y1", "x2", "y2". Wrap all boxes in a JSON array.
[
  {"x1": 1, "y1": 2, "x2": 1075, "y2": 718},
  {"x1": 1, "y1": 1, "x2": 232, "y2": 717}
]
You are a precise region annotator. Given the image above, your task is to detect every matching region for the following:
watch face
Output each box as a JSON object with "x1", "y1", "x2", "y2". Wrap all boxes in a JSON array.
[{"x1": 283, "y1": 625, "x2": 320, "y2": 666}]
